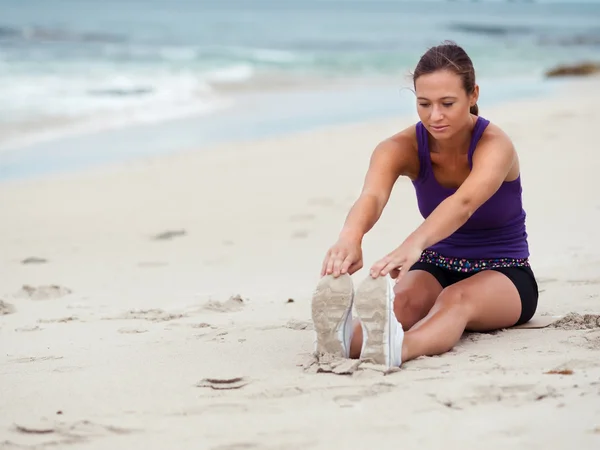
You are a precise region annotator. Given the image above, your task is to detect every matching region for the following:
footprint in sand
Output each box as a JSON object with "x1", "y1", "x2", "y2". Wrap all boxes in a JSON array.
[
  {"x1": 38, "y1": 316, "x2": 79, "y2": 324},
  {"x1": 1, "y1": 299, "x2": 16, "y2": 315},
  {"x1": 14, "y1": 285, "x2": 72, "y2": 301},
  {"x1": 189, "y1": 322, "x2": 212, "y2": 329},
  {"x1": 15, "y1": 325, "x2": 42, "y2": 332},
  {"x1": 433, "y1": 383, "x2": 559, "y2": 409},
  {"x1": 118, "y1": 328, "x2": 148, "y2": 334},
  {"x1": 196, "y1": 377, "x2": 249, "y2": 390},
  {"x1": 469, "y1": 354, "x2": 492, "y2": 362},
  {"x1": 165, "y1": 322, "x2": 213, "y2": 331},
  {"x1": 10, "y1": 418, "x2": 136, "y2": 447},
  {"x1": 291, "y1": 230, "x2": 309, "y2": 239},
  {"x1": 151, "y1": 229, "x2": 187, "y2": 241},
  {"x1": 203, "y1": 295, "x2": 246, "y2": 313},
  {"x1": 104, "y1": 309, "x2": 187, "y2": 322},
  {"x1": 10, "y1": 356, "x2": 63, "y2": 363},
  {"x1": 21, "y1": 257, "x2": 48, "y2": 264},
  {"x1": 209, "y1": 331, "x2": 229, "y2": 343},
  {"x1": 285, "y1": 320, "x2": 313, "y2": 331}
]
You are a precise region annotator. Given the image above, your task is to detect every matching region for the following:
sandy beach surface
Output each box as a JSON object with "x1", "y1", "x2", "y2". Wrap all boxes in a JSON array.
[{"x1": 1, "y1": 77, "x2": 600, "y2": 449}]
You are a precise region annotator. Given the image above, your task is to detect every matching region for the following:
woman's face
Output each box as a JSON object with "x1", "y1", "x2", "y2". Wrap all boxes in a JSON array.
[{"x1": 415, "y1": 69, "x2": 479, "y2": 140}]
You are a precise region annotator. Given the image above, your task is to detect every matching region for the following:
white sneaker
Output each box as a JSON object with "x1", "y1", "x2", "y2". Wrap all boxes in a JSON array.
[
  {"x1": 311, "y1": 274, "x2": 354, "y2": 358},
  {"x1": 354, "y1": 274, "x2": 404, "y2": 368}
]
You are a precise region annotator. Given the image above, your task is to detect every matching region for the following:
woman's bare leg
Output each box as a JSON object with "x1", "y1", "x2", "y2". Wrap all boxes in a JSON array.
[
  {"x1": 349, "y1": 270, "x2": 442, "y2": 358},
  {"x1": 401, "y1": 270, "x2": 521, "y2": 362}
]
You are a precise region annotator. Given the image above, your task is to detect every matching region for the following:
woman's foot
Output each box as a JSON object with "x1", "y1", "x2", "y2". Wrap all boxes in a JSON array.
[
  {"x1": 311, "y1": 274, "x2": 354, "y2": 358},
  {"x1": 354, "y1": 275, "x2": 404, "y2": 368}
]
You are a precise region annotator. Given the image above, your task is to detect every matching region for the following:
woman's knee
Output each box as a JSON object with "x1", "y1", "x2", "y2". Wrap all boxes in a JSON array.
[
  {"x1": 393, "y1": 285, "x2": 431, "y2": 328},
  {"x1": 434, "y1": 285, "x2": 473, "y2": 315}
]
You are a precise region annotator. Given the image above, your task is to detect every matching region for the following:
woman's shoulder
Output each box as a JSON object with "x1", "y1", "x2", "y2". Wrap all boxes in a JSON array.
[
  {"x1": 478, "y1": 117, "x2": 514, "y2": 149},
  {"x1": 373, "y1": 124, "x2": 420, "y2": 180},
  {"x1": 386, "y1": 123, "x2": 420, "y2": 148},
  {"x1": 473, "y1": 117, "x2": 521, "y2": 181}
]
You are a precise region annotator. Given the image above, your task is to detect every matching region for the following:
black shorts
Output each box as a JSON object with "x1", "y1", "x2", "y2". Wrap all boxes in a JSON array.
[{"x1": 409, "y1": 262, "x2": 539, "y2": 326}]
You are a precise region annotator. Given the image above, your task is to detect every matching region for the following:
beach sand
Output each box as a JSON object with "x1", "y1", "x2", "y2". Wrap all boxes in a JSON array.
[{"x1": 1, "y1": 77, "x2": 600, "y2": 449}]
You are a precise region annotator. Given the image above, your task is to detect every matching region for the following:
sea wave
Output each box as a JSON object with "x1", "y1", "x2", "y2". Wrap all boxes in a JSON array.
[
  {"x1": 0, "y1": 69, "x2": 234, "y2": 151},
  {"x1": 0, "y1": 25, "x2": 126, "y2": 43},
  {"x1": 448, "y1": 23, "x2": 533, "y2": 37}
]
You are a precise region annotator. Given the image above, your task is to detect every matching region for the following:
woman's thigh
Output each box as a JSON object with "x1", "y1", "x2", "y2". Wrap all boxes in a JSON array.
[{"x1": 439, "y1": 270, "x2": 523, "y2": 331}]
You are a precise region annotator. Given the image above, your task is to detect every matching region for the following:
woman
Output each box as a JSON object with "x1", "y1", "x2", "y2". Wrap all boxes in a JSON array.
[{"x1": 311, "y1": 41, "x2": 539, "y2": 369}]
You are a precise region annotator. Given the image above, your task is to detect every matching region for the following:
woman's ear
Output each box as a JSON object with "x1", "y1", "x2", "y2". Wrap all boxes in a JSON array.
[{"x1": 471, "y1": 84, "x2": 480, "y2": 107}]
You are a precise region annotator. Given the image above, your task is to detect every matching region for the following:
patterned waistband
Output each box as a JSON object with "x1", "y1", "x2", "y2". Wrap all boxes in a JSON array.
[{"x1": 417, "y1": 249, "x2": 530, "y2": 273}]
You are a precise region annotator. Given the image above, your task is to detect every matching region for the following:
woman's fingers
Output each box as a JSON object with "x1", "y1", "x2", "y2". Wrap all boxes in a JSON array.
[
  {"x1": 321, "y1": 250, "x2": 332, "y2": 276},
  {"x1": 370, "y1": 254, "x2": 405, "y2": 278},
  {"x1": 325, "y1": 252, "x2": 336, "y2": 275},
  {"x1": 379, "y1": 259, "x2": 401, "y2": 277},
  {"x1": 327, "y1": 251, "x2": 348, "y2": 276},
  {"x1": 370, "y1": 255, "x2": 394, "y2": 277},
  {"x1": 369, "y1": 258, "x2": 385, "y2": 277},
  {"x1": 339, "y1": 253, "x2": 355, "y2": 275},
  {"x1": 332, "y1": 253, "x2": 344, "y2": 276}
]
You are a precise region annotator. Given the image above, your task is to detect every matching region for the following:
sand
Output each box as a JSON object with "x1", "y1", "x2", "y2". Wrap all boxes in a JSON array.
[{"x1": 1, "y1": 77, "x2": 600, "y2": 449}]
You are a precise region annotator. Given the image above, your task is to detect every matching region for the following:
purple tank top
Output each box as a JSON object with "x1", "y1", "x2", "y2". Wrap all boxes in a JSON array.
[{"x1": 412, "y1": 116, "x2": 529, "y2": 260}]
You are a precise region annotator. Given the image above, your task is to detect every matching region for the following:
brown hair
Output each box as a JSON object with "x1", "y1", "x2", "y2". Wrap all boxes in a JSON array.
[{"x1": 413, "y1": 41, "x2": 478, "y2": 116}]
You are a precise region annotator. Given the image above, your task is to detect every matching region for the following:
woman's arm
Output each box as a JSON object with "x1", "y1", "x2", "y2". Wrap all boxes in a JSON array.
[
  {"x1": 322, "y1": 127, "x2": 418, "y2": 277},
  {"x1": 339, "y1": 131, "x2": 418, "y2": 245},
  {"x1": 371, "y1": 128, "x2": 518, "y2": 279},
  {"x1": 405, "y1": 130, "x2": 517, "y2": 251}
]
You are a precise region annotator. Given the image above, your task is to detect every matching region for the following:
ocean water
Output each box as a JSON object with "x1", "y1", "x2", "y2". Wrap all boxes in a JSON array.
[{"x1": 1, "y1": 0, "x2": 599, "y2": 178}]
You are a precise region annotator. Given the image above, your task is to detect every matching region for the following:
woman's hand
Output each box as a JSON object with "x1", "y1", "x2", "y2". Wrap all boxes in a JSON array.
[
  {"x1": 321, "y1": 238, "x2": 363, "y2": 278},
  {"x1": 369, "y1": 239, "x2": 424, "y2": 281}
]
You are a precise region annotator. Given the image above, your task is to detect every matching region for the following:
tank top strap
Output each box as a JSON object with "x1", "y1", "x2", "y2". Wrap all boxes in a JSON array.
[
  {"x1": 467, "y1": 116, "x2": 491, "y2": 168},
  {"x1": 415, "y1": 121, "x2": 433, "y2": 182}
]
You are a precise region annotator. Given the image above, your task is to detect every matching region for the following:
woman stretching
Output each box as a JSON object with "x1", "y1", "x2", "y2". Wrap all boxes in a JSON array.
[{"x1": 311, "y1": 41, "x2": 539, "y2": 368}]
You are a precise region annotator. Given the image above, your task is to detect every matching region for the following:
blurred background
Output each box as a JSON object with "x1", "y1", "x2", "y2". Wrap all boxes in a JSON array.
[{"x1": 1, "y1": 0, "x2": 599, "y2": 180}]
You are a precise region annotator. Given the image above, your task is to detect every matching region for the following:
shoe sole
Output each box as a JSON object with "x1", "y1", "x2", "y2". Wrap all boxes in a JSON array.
[
  {"x1": 354, "y1": 276, "x2": 392, "y2": 365},
  {"x1": 311, "y1": 274, "x2": 353, "y2": 357}
]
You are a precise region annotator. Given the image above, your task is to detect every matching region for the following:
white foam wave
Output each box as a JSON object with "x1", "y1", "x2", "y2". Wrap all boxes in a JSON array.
[
  {"x1": 218, "y1": 46, "x2": 301, "y2": 64},
  {"x1": 97, "y1": 44, "x2": 301, "y2": 65},
  {"x1": 100, "y1": 44, "x2": 199, "y2": 62},
  {"x1": 203, "y1": 64, "x2": 255, "y2": 83},
  {"x1": 0, "y1": 69, "x2": 234, "y2": 151},
  {"x1": 248, "y1": 48, "x2": 299, "y2": 63}
]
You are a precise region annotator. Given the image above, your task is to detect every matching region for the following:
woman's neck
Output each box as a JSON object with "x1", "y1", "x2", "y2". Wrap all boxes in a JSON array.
[{"x1": 430, "y1": 116, "x2": 476, "y2": 156}]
